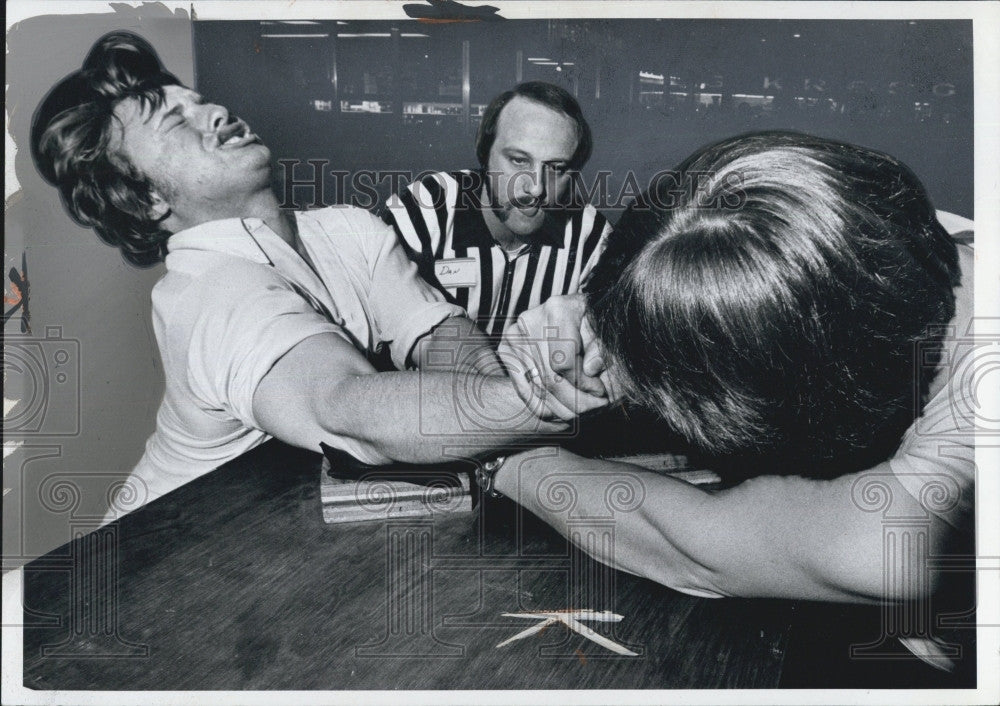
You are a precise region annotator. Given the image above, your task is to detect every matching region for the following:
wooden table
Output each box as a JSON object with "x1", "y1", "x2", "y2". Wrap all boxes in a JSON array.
[{"x1": 19, "y1": 440, "x2": 808, "y2": 690}]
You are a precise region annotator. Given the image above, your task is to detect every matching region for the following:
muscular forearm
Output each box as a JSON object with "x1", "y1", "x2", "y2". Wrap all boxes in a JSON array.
[
  {"x1": 318, "y1": 371, "x2": 565, "y2": 464},
  {"x1": 412, "y1": 316, "x2": 503, "y2": 375},
  {"x1": 494, "y1": 448, "x2": 926, "y2": 603},
  {"x1": 254, "y1": 332, "x2": 562, "y2": 466},
  {"x1": 494, "y1": 448, "x2": 729, "y2": 597}
]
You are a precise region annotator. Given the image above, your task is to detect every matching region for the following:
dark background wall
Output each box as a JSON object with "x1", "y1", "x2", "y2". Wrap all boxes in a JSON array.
[{"x1": 193, "y1": 19, "x2": 973, "y2": 219}]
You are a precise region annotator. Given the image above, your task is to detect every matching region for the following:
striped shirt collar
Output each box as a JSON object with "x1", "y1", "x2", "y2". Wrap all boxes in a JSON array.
[{"x1": 451, "y1": 169, "x2": 569, "y2": 250}]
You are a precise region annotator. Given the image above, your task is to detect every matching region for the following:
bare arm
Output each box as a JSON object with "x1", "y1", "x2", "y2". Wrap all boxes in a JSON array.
[
  {"x1": 494, "y1": 447, "x2": 954, "y2": 603},
  {"x1": 411, "y1": 315, "x2": 504, "y2": 376},
  {"x1": 252, "y1": 331, "x2": 564, "y2": 465}
]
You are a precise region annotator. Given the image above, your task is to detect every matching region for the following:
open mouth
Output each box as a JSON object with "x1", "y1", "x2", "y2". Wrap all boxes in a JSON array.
[{"x1": 217, "y1": 120, "x2": 259, "y2": 149}]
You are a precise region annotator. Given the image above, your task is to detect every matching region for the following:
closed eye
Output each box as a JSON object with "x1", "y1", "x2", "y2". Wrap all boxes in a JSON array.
[{"x1": 157, "y1": 104, "x2": 184, "y2": 130}]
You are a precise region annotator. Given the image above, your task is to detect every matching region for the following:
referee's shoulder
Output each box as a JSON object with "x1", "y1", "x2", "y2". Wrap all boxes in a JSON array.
[
  {"x1": 404, "y1": 169, "x2": 460, "y2": 205},
  {"x1": 376, "y1": 170, "x2": 444, "y2": 225},
  {"x1": 413, "y1": 169, "x2": 462, "y2": 192},
  {"x1": 567, "y1": 201, "x2": 613, "y2": 241}
]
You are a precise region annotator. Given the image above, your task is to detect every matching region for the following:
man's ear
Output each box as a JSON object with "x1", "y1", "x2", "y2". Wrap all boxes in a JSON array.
[{"x1": 148, "y1": 189, "x2": 171, "y2": 221}]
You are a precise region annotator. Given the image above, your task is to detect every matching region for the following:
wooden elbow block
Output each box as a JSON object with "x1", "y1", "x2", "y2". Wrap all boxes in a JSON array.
[{"x1": 320, "y1": 461, "x2": 473, "y2": 524}]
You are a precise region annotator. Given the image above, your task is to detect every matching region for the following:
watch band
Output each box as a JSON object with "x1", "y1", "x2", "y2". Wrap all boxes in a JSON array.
[{"x1": 475, "y1": 455, "x2": 508, "y2": 499}]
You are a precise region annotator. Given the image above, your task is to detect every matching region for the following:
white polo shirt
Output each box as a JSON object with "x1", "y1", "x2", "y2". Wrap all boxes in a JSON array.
[{"x1": 110, "y1": 206, "x2": 465, "y2": 517}]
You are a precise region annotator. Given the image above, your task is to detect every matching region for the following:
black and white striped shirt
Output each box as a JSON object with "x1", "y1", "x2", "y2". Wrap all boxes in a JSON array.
[{"x1": 380, "y1": 170, "x2": 612, "y2": 337}]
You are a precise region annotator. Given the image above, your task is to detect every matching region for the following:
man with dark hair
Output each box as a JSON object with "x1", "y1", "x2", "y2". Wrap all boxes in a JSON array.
[
  {"x1": 381, "y1": 81, "x2": 612, "y2": 340},
  {"x1": 31, "y1": 32, "x2": 593, "y2": 516}
]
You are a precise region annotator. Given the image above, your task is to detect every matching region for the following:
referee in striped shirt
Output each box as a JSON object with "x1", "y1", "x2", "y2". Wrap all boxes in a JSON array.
[{"x1": 380, "y1": 82, "x2": 612, "y2": 341}]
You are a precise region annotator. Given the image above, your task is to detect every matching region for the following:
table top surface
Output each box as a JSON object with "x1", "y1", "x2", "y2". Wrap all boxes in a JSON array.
[{"x1": 22, "y1": 440, "x2": 797, "y2": 690}]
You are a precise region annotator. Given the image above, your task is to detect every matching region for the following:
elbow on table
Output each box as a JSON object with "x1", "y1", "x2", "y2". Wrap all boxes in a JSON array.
[{"x1": 312, "y1": 376, "x2": 399, "y2": 465}]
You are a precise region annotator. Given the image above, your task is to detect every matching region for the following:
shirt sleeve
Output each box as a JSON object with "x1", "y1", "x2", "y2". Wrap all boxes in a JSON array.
[
  {"x1": 380, "y1": 185, "x2": 425, "y2": 256},
  {"x1": 887, "y1": 327, "x2": 976, "y2": 532},
  {"x1": 177, "y1": 260, "x2": 348, "y2": 430},
  {"x1": 378, "y1": 187, "x2": 449, "y2": 301},
  {"x1": 887, "y1": 390, "x2": 975, "y2": 531},
  {"x1": 887, "y1": 235, "x2": 976, "y2": 531},
  {"x1": 355, "y1": 209, "x2": 466, "y2": 369}
]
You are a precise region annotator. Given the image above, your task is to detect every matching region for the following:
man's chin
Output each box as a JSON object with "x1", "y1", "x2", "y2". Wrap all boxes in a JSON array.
[{"x1": 252, "y1": 143, "x2": 272, "y2": 160}]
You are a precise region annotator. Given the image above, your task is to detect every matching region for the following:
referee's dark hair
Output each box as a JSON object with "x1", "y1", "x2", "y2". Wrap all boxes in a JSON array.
[
  {"x1": 31, "y1": 31, "x2": 180, "y2": 267},
  {"x1": 476, "y1": 81, "x2": 593, "y2": 170},
  {"x1": 585, "y1": 131, "x2": 960, "y2": 480}
]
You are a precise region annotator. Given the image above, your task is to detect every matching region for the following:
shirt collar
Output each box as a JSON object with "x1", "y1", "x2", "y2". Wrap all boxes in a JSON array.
[
  {"x1": 165, "y1": 217, "x2": 275, "y2": 264},
  {"x1": 164, "y1": 214, "x2": 343, "y2": 323},
  {"x1": 451, "y1": 169, "x2": 569, "y2": 251}
]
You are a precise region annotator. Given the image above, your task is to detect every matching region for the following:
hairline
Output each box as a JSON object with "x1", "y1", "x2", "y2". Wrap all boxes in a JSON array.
[{"x1": 489, "y1": 94, "x2": 582, "y2": 163}]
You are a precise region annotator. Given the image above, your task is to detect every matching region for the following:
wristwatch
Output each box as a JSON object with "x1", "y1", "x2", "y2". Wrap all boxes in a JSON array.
[{"x1": 475, "y1": 455, "x2": 508, "y2": 499}]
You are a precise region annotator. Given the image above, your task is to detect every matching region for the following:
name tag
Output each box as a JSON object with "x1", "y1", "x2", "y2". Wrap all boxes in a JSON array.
[{"x1": 435, "y1": 258, "x2": 478, "y2": 288}]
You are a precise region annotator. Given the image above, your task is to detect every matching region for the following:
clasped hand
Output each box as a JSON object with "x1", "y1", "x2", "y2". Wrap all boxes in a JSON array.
[{"x1": 497, "y1": 294, "x2": 620, "y2": 421}]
